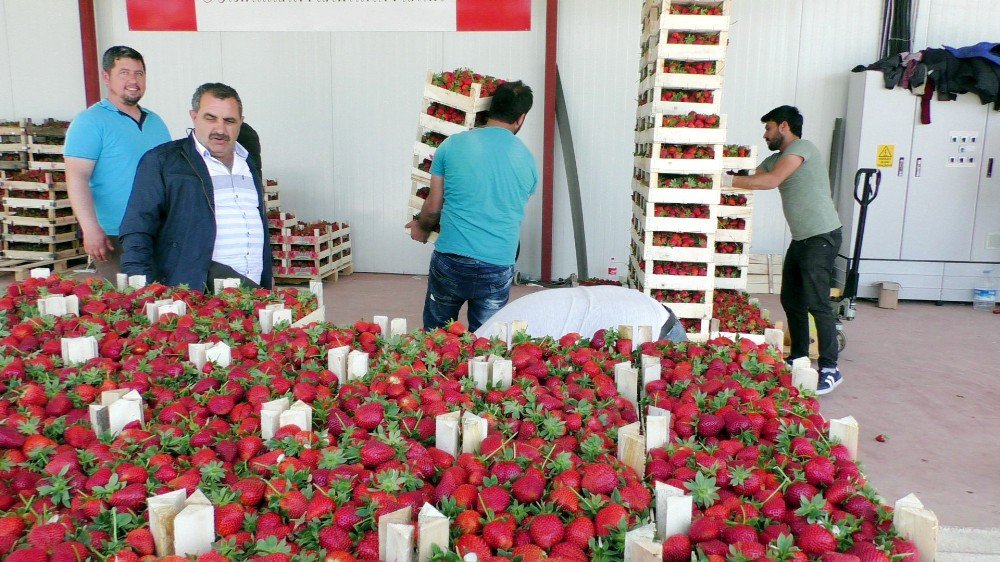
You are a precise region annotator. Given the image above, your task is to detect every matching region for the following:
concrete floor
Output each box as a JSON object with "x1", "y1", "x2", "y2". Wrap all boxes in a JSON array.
[
  {"x1": 3, "y1": 269, "x2": 998, "y2": 532},
  {"x1": 316, "y1": 272, "x2": 1000, "y2": 531}
]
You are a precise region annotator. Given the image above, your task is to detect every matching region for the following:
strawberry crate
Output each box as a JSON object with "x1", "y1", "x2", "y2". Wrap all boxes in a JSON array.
[
  {"x1": 633, "y1": 173, "x2": 720, "y2": 205},
  {"x1": 2, "y1": 208, "x2": 77, "y2": 226},
  {"x1": 716, "y1": 216, "x2": 752, "y2": 244},
  {"x1": 632, "y1": 200, "x2": 715, "y2": 234},
  {"x1": 3, "y1": 194, "x2": 72, "y2": 211},
  {"x1": 640, "y1": 60, "x2": 725, "y2": 91},
  {"x1": 635, "y1": 143, "x2": 723, "y2": 174},
  {"x1": 422, "y1": 70, "x2": 495, "y2": 116},
  {"x1": 274, "y1": 251, "x2": 335, "y2": 276},
  {"x1": 27, "y1": 136, "x2": 65, "y2": 155},
  {"x1": 638, "y1": 85, "x2": 722, "y2": 117},
  {"x1": 713, "y1": 239, "x2": 750, "y2": 267},
  {"x1": 1, "y1": 170, "x2": 66, "y2": 191},
  {"x1": 3, "y1": 220, "x2": 78, "y2": 244},
  {"x1": 722, "y1": 144, "x2": 759, "y2": 170},
  {"x1": 0, "y1": 154, "x2": 27, "y2": 171},
  {"x1": 26, "y1": 118, "x2": 69, "y2": 139},
  {"x1": 631, "y1": 228, "x2": 715, "y2": 263},
  {"x1": 636, "y1": 113, "x2": 727, "y2": 144},
  {"x1": 27, "y1": 152, "x2": 65, "y2": 171},
  {"x1": 267, "y1": 212, "x2": 297, "y2": 229},
  {"x1": 714, "y1": 264, "x2": 748, "y2": 290},
  {"x1": 645, "y1": 29, "x2": 729, "y2": 61},
  {"x1": 0, "y1": 120, "x2": 26, "y2": 136},
  {"x1": 3, "y1": 238, "x2": 82, "y2": 260},
  {"x1": 629, "y1": 254, "x2": 715, "y2": 291}
]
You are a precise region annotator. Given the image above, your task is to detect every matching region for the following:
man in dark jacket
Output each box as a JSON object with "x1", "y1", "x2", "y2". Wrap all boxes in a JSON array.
[{"x1": 119, "y1": 83, "x2": 272, "y2": 290}]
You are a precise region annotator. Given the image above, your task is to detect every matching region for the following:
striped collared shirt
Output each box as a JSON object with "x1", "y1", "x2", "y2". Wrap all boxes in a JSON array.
[{"x1": 191, "y1": 135, "x2": 265, "y2": 284}]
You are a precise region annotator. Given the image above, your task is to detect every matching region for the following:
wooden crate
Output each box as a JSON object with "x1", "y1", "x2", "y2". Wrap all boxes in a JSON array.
[
  {"x1": 637, "y1": 114, "x2": 727, "y2": 145},
  {"x1": 26, "y1": 119, "x2": 69, "y2": 139},
  {"x1": 630, "y1": 254, "x2": 715, "y2": 291},
  {"x1": 422, "y1": 72, "x2": 493, "y2": 115},
  {"x1": 3, "y1": 238, "x2": 82, "y2": 260},
  {"x1": 722, "y1": 145, "x2": 759, "y2": 170},
  {"x1": 641, "y1": 63, "x2": 725, "y2": 91},
  {"x1": 0, "y1": 254, "x2": 87, "y2": 281},
  {"x1": 27, "y1": 136, "x2": 65, "y2": 155},
  {"x1": 0, "y1": 157, "x2": 27, "y2": 171},
  {"x1": 634, "y1": 144, "x2": 724, "y2": 174},
  {"x1": 714, "y1": 265, "x2": 748, "y2": 290},
  {"x1": 632, "y1": 201, "x2": 716, "y2": 234},
  {"x1": 645, "y1": 30, "x2": 729, "y2": 62},
  {"x1": 2, "y1": 210, "x2": 77, "y2": 227},
  {"x1": 637, "y1": 91, "x2": 722, "y2": 119},
  {"x1": 27, "y1": 153, "x2": 65, "y2": 171},
  {"x1": 0, "y1": 120, "x2": 26, "y2": 136},
  {"x1": 713, "y1": 251, "x2": 749, "y2": 267},
  {"x1": 3, "y1": 195, "x2": 73, "y2": 211},
  {"x1": 631, "y1": 229, "x2": 714, "y2": 262},
  {"x1": 715, "y1": 202, "x2": 752, "y2": 218},
  {"x1": 1, "y1": 171, "x2": 66, "y2": 191},
  {"x1": 633, "y1": 176, "x2": 719, "y2": 205}
]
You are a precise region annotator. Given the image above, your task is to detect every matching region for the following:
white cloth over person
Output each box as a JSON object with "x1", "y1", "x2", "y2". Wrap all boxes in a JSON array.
[{"x1": 473, "y1": 285, "x2": 672, "y2": 340}]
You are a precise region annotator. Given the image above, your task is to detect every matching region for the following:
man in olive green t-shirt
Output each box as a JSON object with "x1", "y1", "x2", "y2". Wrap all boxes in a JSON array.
[{"x1": 725, "y1": 105, "x2": 843, "y2": 395}]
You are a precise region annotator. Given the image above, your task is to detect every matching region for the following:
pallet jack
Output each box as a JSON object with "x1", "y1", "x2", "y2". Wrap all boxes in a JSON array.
[{"x1": 833, "y1": 168, "x2": 881, "y2": 351}]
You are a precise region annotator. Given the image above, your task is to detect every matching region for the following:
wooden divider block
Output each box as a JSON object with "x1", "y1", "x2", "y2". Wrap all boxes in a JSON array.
[
  {"x1": 213, "y1": 278, "x2": 242, "y2": 293},
  {"x1": 309, "y1": 280, "x2": 324, "y2": 307},
  {"x1": 469, "y1": 357, "x2": 490, "y2": 390},
  {"x1": 792, "y1": 366, "x2": 819, "y2": 393},
  {"x1": 646, "y1": 406, "x2": 670, "y2": 452},
  {"x1": 116, "y1": 273, "x2": 148, "y2": 291},
  {"x1": 624, "y1": 523, "x2": 662, "y2": 562},
  {"x1": 615, "y1": 362, "x2": 639, "y2": 408},
  {"x1": 617, "y1": 422, "x2": 645, "y2": 477},
  {"x1": 491, "y1": 322, "x2": 509, "y2": 346},
  {"x1": 373, "y1": 315, "x2": 390, "y2": 334},
  {"x1": 61, "y1": 336, "x2": 98, "y2": 365},
  {"x1": 417, "y1": 503, "x2": 449, "y2": 562},
  {"x1": 435, "y1": 411, "x2": 461, "y2": 458},
  {"x1": 379, "y1": 506, "x2": 413, "y2": 562},
  {"x1": 461, "y1": 411, "x2": 487, "y2": 454},
  {"x1": 790, "y1": 357, "x2": 811, "y2": 371},
  {"x1": 641, "y1": 355, "x2": 661, "y2": 389},
  {"x1": 38, "y1": 294, "x2": 79, "y2": 317},
  {"x1": 489, "y1": 355, "x2": 513, "y2": 390},
  {"x1": 828, "y1": 415, "x2": 859, "y2": 460},
  {"x1": 89, "y1": 388, "x2": 144, "y2": 436},
  {"x1": 764, "y1": 328, "x2": 784, "y2": 352},
  {"x1": 204, "y1": 342, "x2": 232, "y2": 368},
  {"x1": 636, "y1": 325, "x2": 653, "y2": 346},
  {"x1": 260, "y1": 397, "x2": 291, "y2": 440},
  {"x1": 145, "y1": 299, "x2": 176, "y2": 323},
  {"x1": 619, "y1": 324, "x2": 634, "y2": 341},
  {"x1": 147, "y1": 489, "x2": 186, "y2": 556},
  {"x1": 511, "y1": 320, "x2": 528, "y2": 336},
  {"x1": 30, "y1": 267, "x2": 51, "y2": 278},
  {"x1": 174, "y1": 489, "x2": 214, "y2": 556},
  {"x1": 386, "y1": 523, "x2": 414, "y2": 562},
  {"x1": 279, "y1": 400, "x2": 313, "y2": 434},
  {"x1": 390, "y1": 318, "x2": 408, "y2": 337},
  {"x1": 258, "y1": 304, "x2": 292, "y2": 334},
  {"x1": 893, "y1": 494, "x2": 938, "y2": 562},
  {"x1": 348, "y1": 350, "x2": 369, "y2": 380},
  {"x1": 709, "y1": 318, "x2": 721, "y2": 338},
  {"x1": 655, "y1": 482, "x2": 693, "y2": 539},
  {"x1": 327, "y1": 345, "x2": 350, "y2": 384}
]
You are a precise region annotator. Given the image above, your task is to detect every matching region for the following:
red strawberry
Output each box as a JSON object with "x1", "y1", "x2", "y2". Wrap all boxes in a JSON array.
[
  {"x1": 529, "y1": 514, "x2": 564, "y2": 549},
  {"x1": 511, "y1": 471, "x2": 546, "y2": 504},
  {"x1": 549, "y1": 487, "x2": 580, "y2": 514},
  {"x1": 594, "y1": 503, "x2": 628, "y2": 537},
  {"x1": 279, "y1": 490, "x2": 308, "y2": 519},
  {"x1": 688, "y1": 517, "x2": 722, "y2": 543},
  {"x1": 456, "y1": 534, "x2": 491, "y2": 560},
  {"x1": 108, "y1": 483, "x2": 147, "y2": 511},
  {"x1": 125, "y1": 528, "x2": 155, "y2": 556},
  {"x1": 798, "y1": 524, "x2": 837, "y2": 556},
  {"x1": 620, "y1": 480, "x2": 651, "y2": 511},
  {"x1": 662, "y1": 534, "x2": 692, "y2": 562},
  {"x1": 478, "y1": 486, "x2": 511, "y2": 513},
  {"x1": 0, "y1": 515, "x2": 26, "y2": 540},
  {"x1": 215, "y1": 503, "x2": 246, "y2": 537},
  {"x1": 27, "y1": 522, "x2": 66, "y2": 550},
  {"x1": 483, "y1": 520, "x2": 515, "y2": 550},
  {"x1": 5, "y1": 547, "x2": 49, "y2": 562},
  {"x1": 563, "y1": 517, "x2": 594, "y2": 549},
  {"x1": 847, "y1": 542, "x2": 891, "y2": 562},
  {"x1": 354, "y1": 402, "x2": 385, "y2": 430},
  {"x1": 360, "y1": 440, "x2": 396, "y2": 468},
  {"x1": 232, "y1": 478, "x2": 266, "y2": 507},
  {"x1": 821, "y1": 553, "x2": 861, "y2": 562},
  {"x1": 804, "y1": 456, "x2": 836, "y2": 487},
  {"x1": 580, "y1": 464, "x2": 618, "y2": 495},
  {"x1": 49, "y1": 541, "x2": 88, "y2": 562},
  {"x1": 237, "y1": 436, "x2": 264, "y2": 461},
  {"x1": 318, "y1": 525, "x2": 352, "y2": 552}
]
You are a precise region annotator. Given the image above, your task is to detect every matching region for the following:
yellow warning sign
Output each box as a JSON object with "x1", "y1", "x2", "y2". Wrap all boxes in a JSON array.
[{"x1": 876, "y1": 144, "x2": 894, "y2": 168}]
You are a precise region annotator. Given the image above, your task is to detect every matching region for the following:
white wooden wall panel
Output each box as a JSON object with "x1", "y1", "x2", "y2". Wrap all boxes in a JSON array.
[
  {"x1": 3, "y1": 0, "x2": 994, "y2": 276},
  {"x1": 1, "y1": 0, "x2": 83, "y2": 120}
]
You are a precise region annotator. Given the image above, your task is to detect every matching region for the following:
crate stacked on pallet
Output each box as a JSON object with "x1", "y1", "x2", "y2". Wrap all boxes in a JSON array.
[
  {"x1": 407, "y1": 69, "x2": 504, "y2": 243},
  {"x1": 714, "y1": 144, "x2": 758, "y2": 291},
  {"x1": 26, "y1": 119, "x2": 68, "y2": 172},
  {"x1": 0, "y1": 169, "x2": 85, "y2": 272},
  {"x1": 630, "y1": 0, "x2": 731, "y2": 337},
  {"x1": 264, "y1": 179, "x2": 280, "y2": 212},
  {"x1": 0, "y1": 120, "x2": 28, "y2": 176},
  {"x1": 268, "y1": 211, "x2": 352, "y2": 282}
]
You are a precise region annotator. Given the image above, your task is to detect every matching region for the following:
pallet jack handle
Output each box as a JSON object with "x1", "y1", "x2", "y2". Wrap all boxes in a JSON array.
[{"x1": 843, "y1": 168, "x2": 881, "y2": 301}]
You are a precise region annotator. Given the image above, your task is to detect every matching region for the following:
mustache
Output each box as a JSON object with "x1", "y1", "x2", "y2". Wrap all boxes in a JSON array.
[{"x1": 209, "y1": 133, "x2": 230, "y2": 141}]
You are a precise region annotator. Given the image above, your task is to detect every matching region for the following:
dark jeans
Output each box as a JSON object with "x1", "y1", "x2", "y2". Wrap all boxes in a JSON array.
[
  {"x1": 781, "y1": 228, "x2": 841, "y2": 369},
  {"x1": 423, "y1": 251, "x2": 515, "y2": 333}
]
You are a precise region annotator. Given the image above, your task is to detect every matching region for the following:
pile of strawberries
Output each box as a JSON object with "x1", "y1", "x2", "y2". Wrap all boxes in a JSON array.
[
  {"x1": 720, "y1": 194, "x2": 748, "y2": 206},
  {"x1": 658, "y1": 174, "x2": 714, "y2": 190},
  {"x1": 666, "y1": 31, "x2": 721, "y2": 45},
  {"x1": 662, "y1": 112, "x2": 720, "y2": 129},
  {"x1": 651, "y1": 289, "x2": 705, "y2": 304},
  {"x1": 713, "y1": 289, "x2": 773, "y2": 334},
  {"x1": 653, "y1": 203, "x2": 710, "y2": 219},
  {"x1": 2, "y1": 170, "x2": 64, "y2": 183},
  {"x1": 663, "y1": 59, "x2": 718, "y2": 75},
  {"x1": 660, "y1": 145, "x2": 715, "y2": 160},
  {"x1": 651, "y1": 232, "x2": 707, "y2": 248},
  {"x1": 420, "y1": 132, "x2": 448, "y2": 148},
  {"x1": 426, "y1": 103, "x2": 467, "y2": 126},
  {"x1": 724, "y1": 145, "x2": 752, "y2": 158},
  {"x1": 0, "y1": 275, "x2": 923, "y2": 562},
  {"x1": 718, "y1": 217, "x2": 746, "y2": 230},
  {"x1": 715, "y1": 265, "x2": 742, "y2": 279},
  {"x1": 715, "y1": 241, "x2": 744, "y2": 255},
  {"x1": 431, "y1": 69, "x2": 504, "y2": 98},
  {"x1": 652, "y1": 261, "x2": 708, "y2": 276},
  {"x1": 288, "y1": 222, "x2": 347, "y2": 237},
  {"x1": 668, "y1": 4, "x2": 724, "y2": 15},
  {"x1": 661, "y1": 89, "x2": 715, "y2": 104}
]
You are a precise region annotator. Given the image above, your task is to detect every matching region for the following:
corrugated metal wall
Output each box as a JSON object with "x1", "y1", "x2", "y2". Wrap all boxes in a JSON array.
[{"x1": 1, "y1": 0, "x2": 995, "y2": 277}]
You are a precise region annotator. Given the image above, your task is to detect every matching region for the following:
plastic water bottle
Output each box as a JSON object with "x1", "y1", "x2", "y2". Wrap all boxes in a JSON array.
[
  {"x1": 608, "y1": 257, "x2": 620, "y2": 278},
  {"x1": 973, "y1": 270, "x2": 997, "y2": 311}
]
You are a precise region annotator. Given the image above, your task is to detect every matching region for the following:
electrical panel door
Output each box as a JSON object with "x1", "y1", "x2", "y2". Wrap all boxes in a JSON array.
[
  {"x1": 970, "y1": 109, "x2": 1000, "y2": 263},
  {"x1": 838, "y1": 71, "x2": 916, "y2": 260},
  {"x1": 900, "y1": 95, "x2": 989, "y2": 261}
]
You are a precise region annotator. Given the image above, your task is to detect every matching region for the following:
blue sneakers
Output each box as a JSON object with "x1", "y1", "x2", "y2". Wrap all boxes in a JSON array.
[{"x1": 816, "y1": 368, "x2": 843, "y2": 395}]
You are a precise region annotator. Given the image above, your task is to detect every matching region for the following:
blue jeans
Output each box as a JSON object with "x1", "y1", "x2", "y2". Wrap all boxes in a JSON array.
[{"x1": 423, "y1": 251, "x2": 515, "y2": 333}]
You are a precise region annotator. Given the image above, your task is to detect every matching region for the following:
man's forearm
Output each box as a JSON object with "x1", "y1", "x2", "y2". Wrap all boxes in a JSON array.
[
  {"x1": 731, "y1": 174, "x2": 778, "y2": 191},
  {"x1": 65, "y1": 159, "x2": 102, "y2": 231},
  {"x1": 417, "y1": 210, "x2": 440, "y2": 232}
]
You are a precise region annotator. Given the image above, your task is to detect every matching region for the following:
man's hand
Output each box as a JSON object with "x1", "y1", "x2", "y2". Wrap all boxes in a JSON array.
[
  {"x1": 82, "y1": 226, "x2": 115, "y2": 261},
  {"x1": 406, "y1": 219, "x2": 431, "y2": 243}
]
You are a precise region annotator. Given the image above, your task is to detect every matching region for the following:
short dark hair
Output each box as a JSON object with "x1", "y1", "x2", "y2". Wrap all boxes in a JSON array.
[
  {"x1": 102, "y1": 46, "x2": 145, "y2": 72},
  {"x1": 191, "y1": 83, "x2": 243, "y2": 116},
  {"x1": 488, "y1": 81, "x2": 533, "y2": 124},
  {"x1": 761, "y1": 105, "x2": 803, "y2": 137}
]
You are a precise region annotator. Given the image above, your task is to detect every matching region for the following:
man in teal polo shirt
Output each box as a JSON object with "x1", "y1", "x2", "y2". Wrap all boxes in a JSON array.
[
  {"x1": 407, "y1": 80, "x2": 538, "y2": 332},
  {"x1": 65, "y1": 46, "x2": 170, "y2": 280}
]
